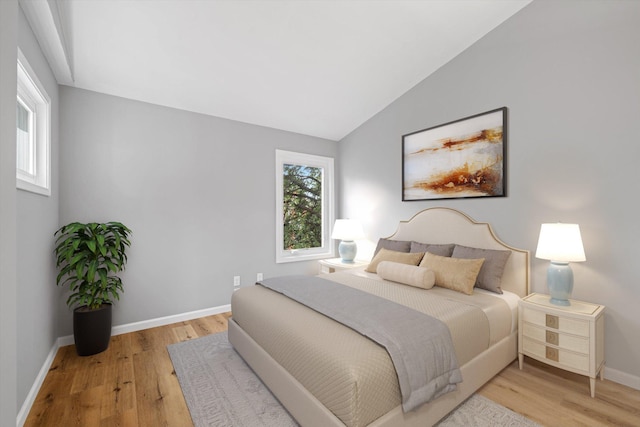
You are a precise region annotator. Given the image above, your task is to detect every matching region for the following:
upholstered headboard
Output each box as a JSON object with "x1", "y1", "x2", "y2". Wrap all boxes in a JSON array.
[{"x1": 387, "y1": 207, "x2": 530, "y2": 297}]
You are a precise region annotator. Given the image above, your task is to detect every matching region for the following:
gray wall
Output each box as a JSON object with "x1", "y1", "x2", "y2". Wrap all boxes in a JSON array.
[
  {"x1": 6, "y1": 0, "x2": 640, "y2": 420},
  {"x1": 0, "y1": 0, "x2": 59, "y2": 419},
  {"x1": 338, "y1": 0, "x2": 640, "y2": 381},
  {"x1": 0, "y1": 0, "x2": 19, "y2": 423},
  {"x1": 15, "y1": 6, "x2": 61, "y2": 409},
  {"x1": 59, "y1": 87, "x2": 338, "y2": 331}
]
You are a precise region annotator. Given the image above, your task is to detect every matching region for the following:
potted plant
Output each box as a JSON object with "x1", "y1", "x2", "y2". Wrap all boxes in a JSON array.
[{"x1": 54, "y1": 222, "x2": 132, "y2": 356}]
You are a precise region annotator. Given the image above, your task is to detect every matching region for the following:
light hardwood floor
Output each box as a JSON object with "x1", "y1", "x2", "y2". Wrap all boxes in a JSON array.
[{"x1": 26, "y1": 313, "x2": 640, "y2": 426}]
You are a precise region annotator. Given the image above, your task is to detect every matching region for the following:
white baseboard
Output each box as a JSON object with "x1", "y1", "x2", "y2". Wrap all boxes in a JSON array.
[
  {"x1": 56, "y1": 303, "x2": 232, "y2": 347},
  {"x1": 605, "y1": 366, "x2": 640, "y2": 391},
  {"x1": 16, "y1": 337, "x2": 60, "y2": 427},
  {"x1": 16, "y1": 303, "x2": 231, "y2": 427}
]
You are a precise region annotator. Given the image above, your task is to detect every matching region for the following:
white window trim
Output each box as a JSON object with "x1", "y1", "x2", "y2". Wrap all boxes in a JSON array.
[
  {"x1": 275, "y1": 149, "x2": 335, "y2": 263},
  {"x1": 17, "y1": 49, "x2": 51, "y2": 196}
]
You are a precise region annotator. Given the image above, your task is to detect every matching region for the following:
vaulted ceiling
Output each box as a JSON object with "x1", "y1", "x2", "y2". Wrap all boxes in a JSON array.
[{"x1": 22, "y1": 0, "x2": 531, "y2": 140}]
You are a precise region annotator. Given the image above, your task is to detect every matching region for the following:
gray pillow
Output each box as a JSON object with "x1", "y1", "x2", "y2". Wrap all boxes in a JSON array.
[
  {"x1": 374, "y1": 238, "x2": 411, "y2": 256},
  {"x1": 410, "y1": 242, "x2": 455, "y2": 257},
  {"x1": 451, "y1": 244, "x2": 511, "y2": 294}
]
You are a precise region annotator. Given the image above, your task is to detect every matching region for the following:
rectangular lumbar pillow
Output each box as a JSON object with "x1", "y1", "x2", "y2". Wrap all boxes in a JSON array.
[
  {"x1": 419, "y1": 252, "x2": 485, "y2": 295},
  {"x1": 377, "y1": 261, "x2": 435, "y2": 289},
  {"x1": 365, "y1": 248, "x2": 425, "y2": 273}
]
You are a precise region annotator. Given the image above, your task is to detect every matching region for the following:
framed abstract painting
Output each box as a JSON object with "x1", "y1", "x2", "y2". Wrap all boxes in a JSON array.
[{"x1": 402, "y1": 107, "x2": 507, "y2": 201}]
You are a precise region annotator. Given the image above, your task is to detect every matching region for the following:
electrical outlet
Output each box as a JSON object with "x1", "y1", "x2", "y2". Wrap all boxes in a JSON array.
[
  {"x1": 257, "y1": 273, "x2": 263, "y2": 281},
  {"x1": 233, "y1": 276, "x2": 240, "y2": 287}
]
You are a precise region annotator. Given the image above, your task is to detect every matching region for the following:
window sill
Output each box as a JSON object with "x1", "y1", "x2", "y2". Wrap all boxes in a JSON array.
[
  {"x1": 276, "y1": 251, "x2": 335, "y2": 264},
  {"x1": 17, "y1": 179, "x2": 50, "y2": 197}
]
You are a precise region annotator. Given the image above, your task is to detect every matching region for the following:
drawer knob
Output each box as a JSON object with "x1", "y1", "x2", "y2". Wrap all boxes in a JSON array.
[
  {"x1": 546, "y1": 330, "x2": 559, "y2": 345},
  {"x1": 546, "y1": 314, "x2": 559, "y2": 329}
]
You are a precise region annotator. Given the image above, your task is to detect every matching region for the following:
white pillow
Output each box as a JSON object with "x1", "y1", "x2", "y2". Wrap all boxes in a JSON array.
[{"x1": 377, "y1": 261, "x2": 435, "y2": 290}]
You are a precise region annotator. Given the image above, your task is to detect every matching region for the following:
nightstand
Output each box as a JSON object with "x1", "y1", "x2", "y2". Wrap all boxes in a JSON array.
[
  {"x1": 518, "y1": 293, "x2": 605, "y2": 397},
  {"x1": 318, "y1": 258, "x2": 369, "y2": 274}
]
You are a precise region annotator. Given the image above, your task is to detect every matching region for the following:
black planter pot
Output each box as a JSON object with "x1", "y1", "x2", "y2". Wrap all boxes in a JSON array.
[{"x1": 73, "y1": 303, "x2": 112, "y2": 356}]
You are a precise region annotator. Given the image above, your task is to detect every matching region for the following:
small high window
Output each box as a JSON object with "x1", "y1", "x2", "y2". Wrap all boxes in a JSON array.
[{"x1": 16, "y1": 49, "x2": 51, "y2": 196}]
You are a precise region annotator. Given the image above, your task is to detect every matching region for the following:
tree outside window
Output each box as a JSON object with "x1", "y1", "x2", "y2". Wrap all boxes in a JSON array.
[{"x1": 283, "y1": 164, "x2": 322, "y2": 250}]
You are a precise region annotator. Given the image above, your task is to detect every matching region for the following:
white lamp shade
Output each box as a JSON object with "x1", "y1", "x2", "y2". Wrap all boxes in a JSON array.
[
  {"x1": 331, "y1": 219, "x2": 364, "y2": 241},
  {"x1": 535, "y1": 223, "x2": 586, "y2": 263}
]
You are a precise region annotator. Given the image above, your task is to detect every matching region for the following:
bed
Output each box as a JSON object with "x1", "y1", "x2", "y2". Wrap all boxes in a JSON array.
[{"x1": 229, "y1": 207, "x2": 530, "y2": 426}]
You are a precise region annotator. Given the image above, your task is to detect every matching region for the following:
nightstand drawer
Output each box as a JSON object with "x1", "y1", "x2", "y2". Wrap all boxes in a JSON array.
[
  {"x1": 320, "y1": 264, "x2": 333, "y2": 274},
  {"x1": 318, "y1": 258, "x2": 369, "y2": 274},
  {"x1": 522, "y1": 323, "x2": 589, "y2": 354},
  {"x1": 522, "y1": 307, "x2": 590, "y2": 337},
  {"x1": 522, "y1": 337, "x2": 589, "y2": 371}
]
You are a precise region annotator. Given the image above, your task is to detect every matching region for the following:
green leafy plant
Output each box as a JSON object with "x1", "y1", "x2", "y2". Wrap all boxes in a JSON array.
[{"x1": 55, "y1": 222, "x2": 132, "y2": 310}]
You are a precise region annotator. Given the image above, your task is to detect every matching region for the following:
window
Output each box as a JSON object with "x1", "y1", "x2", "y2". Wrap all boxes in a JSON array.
[
  {"x1": 16, "y1": 99, "x2": 34, "y2": 178},
  {"x1": 276, "y1": 150, "x2": 334, "y2": 263},
  {"x1": 16, "y1": 49, "x2": 51, "y2": 196}
]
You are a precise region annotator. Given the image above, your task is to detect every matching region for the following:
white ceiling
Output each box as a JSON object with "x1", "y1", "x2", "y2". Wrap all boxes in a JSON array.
[{"x1": 31, "y1": 0, "x2": 532, "y2": 141}]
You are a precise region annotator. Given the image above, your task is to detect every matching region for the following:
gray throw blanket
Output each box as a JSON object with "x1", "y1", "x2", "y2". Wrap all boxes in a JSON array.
[{"x1": 259, "y1": 275, "x2": 462, "y2": 412}]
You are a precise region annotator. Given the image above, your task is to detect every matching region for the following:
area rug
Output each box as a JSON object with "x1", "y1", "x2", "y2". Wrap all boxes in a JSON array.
[{"x1": 168, "y1": 332, "x2": 540, "y2": 427}]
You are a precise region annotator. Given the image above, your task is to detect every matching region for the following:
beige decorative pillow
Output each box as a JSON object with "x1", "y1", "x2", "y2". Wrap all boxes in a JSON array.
[
  {"x1": 377, "y1": 261, "x2": 435, "y2": 289},
  {"x1": 365, "y1": 248, "x2": 425, "y2": 273},
  {"x1": 419, "y1": 252, "x2": 485, "y2": 295}
]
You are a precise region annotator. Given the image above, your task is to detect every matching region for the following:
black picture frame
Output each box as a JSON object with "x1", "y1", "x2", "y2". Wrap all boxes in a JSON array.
[{"x1": 402, "y1": 107, "x2": 507, "y2": 201}]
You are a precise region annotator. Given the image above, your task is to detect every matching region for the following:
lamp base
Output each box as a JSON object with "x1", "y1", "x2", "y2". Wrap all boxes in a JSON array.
[
  {"x1": 338, "y1": 240, "x2": 357, "y2": 263},
  {"x1": 547, "y1": 261, "x2": 573, "y2": 306}
]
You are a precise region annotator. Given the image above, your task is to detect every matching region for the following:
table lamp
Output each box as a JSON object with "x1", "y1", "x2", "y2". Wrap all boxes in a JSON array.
[
  {"x1": 331, "y1": 219, "x2": 364, "y2": 263},
  {"x1": 535, "y1": 223, "x2": 586, "y2": 306}
]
